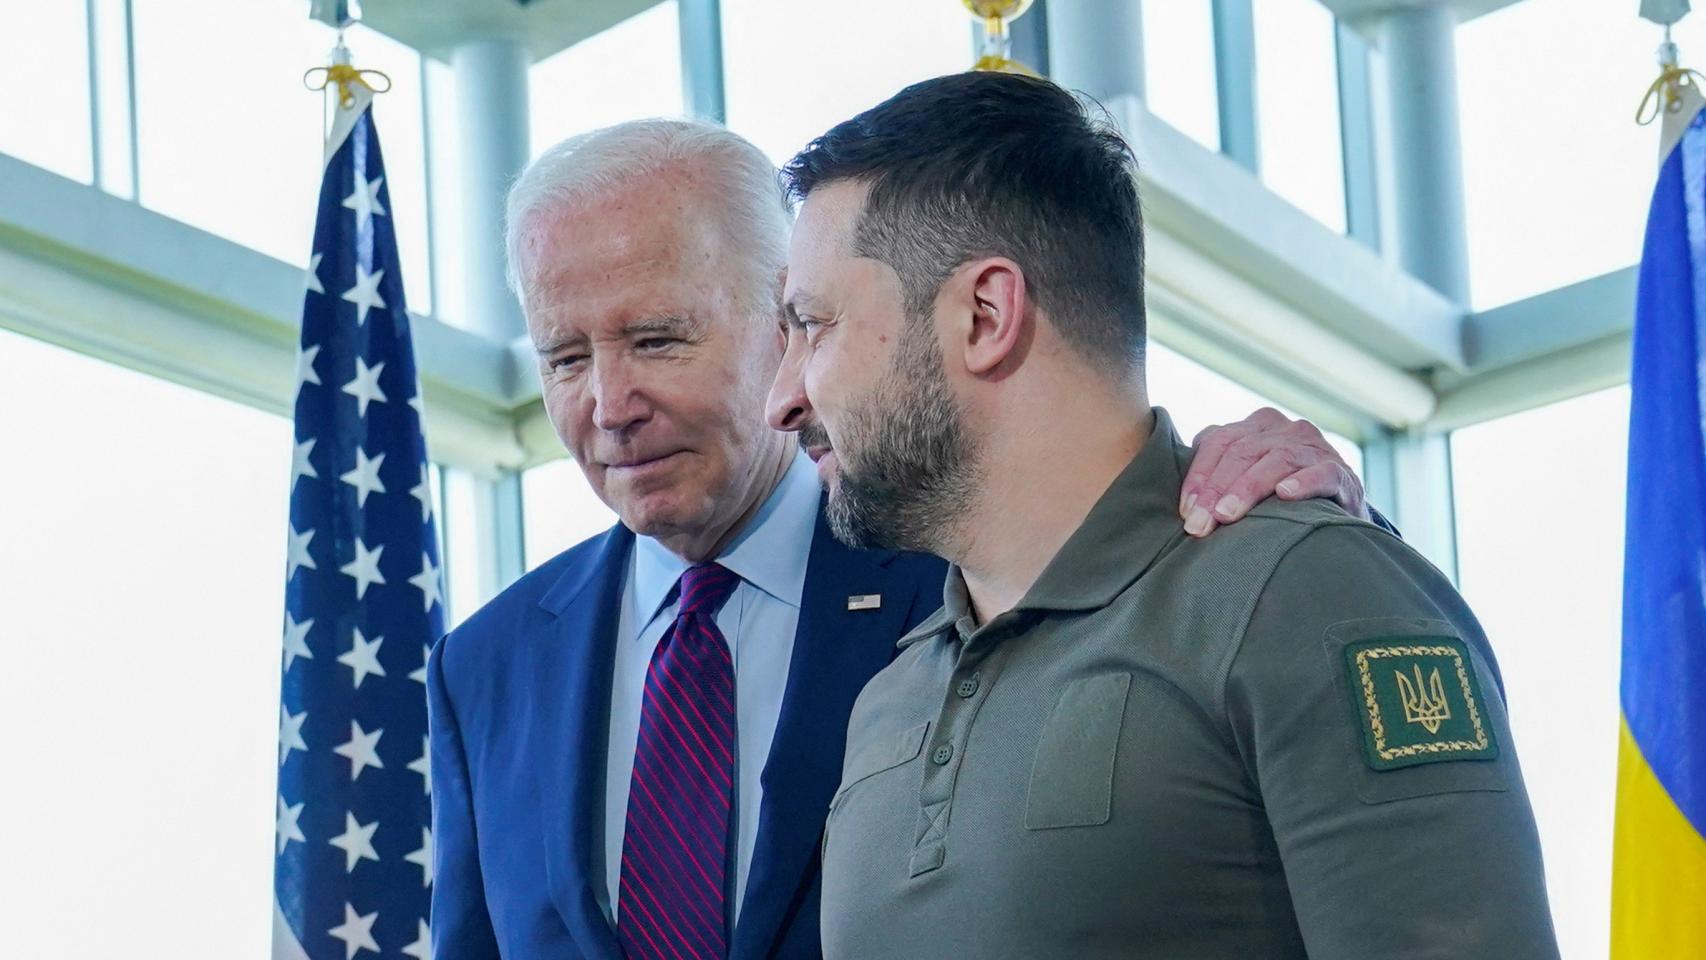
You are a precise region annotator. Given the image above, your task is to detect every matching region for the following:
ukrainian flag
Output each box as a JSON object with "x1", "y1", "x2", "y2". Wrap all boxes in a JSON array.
[{"x1": 1612, "y1": 90, "x2": 1706, "y2": 958}]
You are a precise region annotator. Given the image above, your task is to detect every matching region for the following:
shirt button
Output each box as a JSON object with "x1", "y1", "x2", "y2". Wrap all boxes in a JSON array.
[
  {"x1": 932, "y1": 744, "x2": 954, "y2": 765},
  {"x1": 956, "y1": 674, "x2": 981, "y2": 699}
]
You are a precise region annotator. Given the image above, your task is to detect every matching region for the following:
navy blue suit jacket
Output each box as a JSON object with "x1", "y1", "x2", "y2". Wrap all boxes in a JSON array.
[{"x1": 428, "y1": 504, "x2": 946, "y2": 960}]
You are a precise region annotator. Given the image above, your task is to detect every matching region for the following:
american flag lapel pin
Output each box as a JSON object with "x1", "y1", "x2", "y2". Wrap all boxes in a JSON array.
[{"x1": 847, "y1": 594, "x2": 882, "y2": 611}]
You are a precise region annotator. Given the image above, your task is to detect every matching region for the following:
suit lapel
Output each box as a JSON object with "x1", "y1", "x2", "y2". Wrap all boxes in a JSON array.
[
  {"x1": 539, "y1": 525, "x2": 631, "y2": 960},
  {"x1": 731, "y1": 506, "x2": 920, "y2": 960}
]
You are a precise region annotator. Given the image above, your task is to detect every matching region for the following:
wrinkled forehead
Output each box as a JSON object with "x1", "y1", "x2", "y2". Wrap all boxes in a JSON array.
[{"x1": 520, "y1": 185, "x2": 734, "y2": 333}]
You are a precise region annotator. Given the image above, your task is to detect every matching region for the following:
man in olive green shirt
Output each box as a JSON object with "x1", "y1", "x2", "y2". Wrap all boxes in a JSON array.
[{"x1": 763, "y1": 72, "x2": 1559, "y2": 958}]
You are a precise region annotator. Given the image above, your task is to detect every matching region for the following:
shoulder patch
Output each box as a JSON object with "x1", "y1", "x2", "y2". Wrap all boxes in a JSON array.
[{"x1": 1343, "y1": 635, "x2": 1499, "y2": 771}]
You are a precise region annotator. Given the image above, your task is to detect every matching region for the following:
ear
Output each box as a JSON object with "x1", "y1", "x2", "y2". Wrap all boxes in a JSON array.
[{"x1": 958, "y1": 257, "x2": 1029, "y2": 377}]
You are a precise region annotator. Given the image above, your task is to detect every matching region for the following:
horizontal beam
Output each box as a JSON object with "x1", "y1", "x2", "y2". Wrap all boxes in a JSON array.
[
  {"x1": 1461, "y1": 266, "x2": 1635, "y2": 372},
  {"x1": 1321, "y1": 0, "x2": 1526, "y2": 43},
  {"x1": 1429, "y1": 266, "x2": 1635, "y2": 430},
  {"x1": 1116, "y1": 97, "x2": 1467, "y2": 376},
  {"x1": 0, "y1": 154, "x2": 527, "y2": 475},
  {"x1": 359, "y1": 0, "x2": 663, "y2": 63}
]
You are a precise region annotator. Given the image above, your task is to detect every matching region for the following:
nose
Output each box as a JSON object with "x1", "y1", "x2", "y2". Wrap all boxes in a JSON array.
[
  {"x1": 589, "y1": 355, "x2": 650, "y2": 434},
  {"x1": 766, "y1": 330, "x2": 813, "y2": 433}
]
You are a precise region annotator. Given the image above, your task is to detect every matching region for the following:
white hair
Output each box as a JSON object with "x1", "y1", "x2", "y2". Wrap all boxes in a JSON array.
[{"x1": 504, "y1": 118, "x2": 793, "y2": 316}]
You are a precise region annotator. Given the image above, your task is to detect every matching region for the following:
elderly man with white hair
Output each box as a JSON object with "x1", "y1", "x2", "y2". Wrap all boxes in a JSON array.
[{"x1": 426, "y1": 114, "x2": 1376, "y2": 960}]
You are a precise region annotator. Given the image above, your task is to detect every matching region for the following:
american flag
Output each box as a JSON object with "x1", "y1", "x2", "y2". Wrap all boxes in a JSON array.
[{"x1": 273, "y1": 84, "x2": 442, "y2": 960}]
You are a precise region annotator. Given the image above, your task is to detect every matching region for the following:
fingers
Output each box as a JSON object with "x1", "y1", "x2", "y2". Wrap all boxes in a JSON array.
[
  {"x1": 1181, "y1": 422, "x2": 1239, "y2": 518},
  {"x1": 1185, "y1": 430, "x2": 1278, "y2": 538},
  {"x1": 1273, "y1": 461, "x2": 1344, "y2": 502},
  {"x1": 1181, "y1": 423, "x2": 1230, "y2": 517},
  {"x1": 1186, "y1": 439, "x2": 1303, "y2": 537},
  {"x1": 1278, "y1": 461, "x2": 1371, "y2": 520}
]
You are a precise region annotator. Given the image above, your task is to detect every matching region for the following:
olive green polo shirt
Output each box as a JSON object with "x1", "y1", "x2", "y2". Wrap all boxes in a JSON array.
[{"x1": 819, "y1": 408, "x2": 1558, "y2": 960}]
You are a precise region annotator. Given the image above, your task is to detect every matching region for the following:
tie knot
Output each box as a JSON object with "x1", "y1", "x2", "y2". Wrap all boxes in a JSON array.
[{"x1": 678, "y1": 563, "x2": 740, "y2": 617}]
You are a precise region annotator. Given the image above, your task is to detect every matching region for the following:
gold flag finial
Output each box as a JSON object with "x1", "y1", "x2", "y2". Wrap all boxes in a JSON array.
[{"x1": 964, "y1": 0, "x2": 1038, "y2": 76}]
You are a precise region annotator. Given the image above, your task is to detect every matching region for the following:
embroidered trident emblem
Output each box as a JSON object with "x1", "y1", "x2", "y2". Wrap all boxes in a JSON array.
[{"x1": 1395, "y1": 664, "x2": 1451, "y2": 735}]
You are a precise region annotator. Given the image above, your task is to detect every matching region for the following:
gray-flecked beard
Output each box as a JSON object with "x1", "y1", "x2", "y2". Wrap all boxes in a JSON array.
[{"x1": 820, "y1": 329, "x2": 979, "y2": 555}]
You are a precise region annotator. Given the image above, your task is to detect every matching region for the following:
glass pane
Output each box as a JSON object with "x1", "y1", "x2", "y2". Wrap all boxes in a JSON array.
[
  {"x1": 529, "y1": 2, "x2": 684, "y2": 157},
  {"x1": 0, "y1": 0, "x2": 92, "y2": 182},
  {"x1": 1458, "y1": 0, "x2": 1706, "y2": 308},
  {"x1": 425, "y1": 58, "x2": 467, "y2": 327},
  {"x1": 1452, "y1": 385, "x2": 1629, "y2": 959},
  {"x1": 131, "y1": 5, "x2": 432, "y2": 314},
  {"x1": 1148, "y1": 341, "x2": 1362, "y2": 476},
  {"x1": 1252, "y1": 0, "x2": 1346, "y2": 232},
  {"x1": 1142, "y1": 0, "x2": 1221, "y2": 152},
  {"x1": 522, "y1": 458, "x2": 620, "y2": 570},
  {"x1": 722, "y1": 0, "x2": 972, "y2": 165},
  {"x1": 0, "y1": 328, "x2": 291, "y2": 956},
  {"x1": 438, "y1": 466, "x2": 495, "y2": 625}
]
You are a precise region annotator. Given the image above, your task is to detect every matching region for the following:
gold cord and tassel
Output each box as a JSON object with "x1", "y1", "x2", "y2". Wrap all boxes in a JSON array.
[
  {"x1": 304, "y1": 62, "x2": 393, "y2": 109},
  {"x1": 1638, "y1": 26, "x2": 1703, "y2": 125},
  {"x1": 303, "y1": 31, "x2": 391, "y2": 110}
]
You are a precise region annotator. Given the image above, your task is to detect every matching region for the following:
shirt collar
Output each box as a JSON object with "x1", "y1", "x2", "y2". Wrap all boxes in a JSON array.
[
  {"x1": 632, "y1": 449, "x2": 820, "y2": 636},
  {"x1": 899, "y1": 407, "x2": 1190, "y2": 648}
]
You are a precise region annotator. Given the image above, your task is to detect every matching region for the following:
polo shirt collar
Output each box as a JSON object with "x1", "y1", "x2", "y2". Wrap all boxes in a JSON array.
[{"x1": 899, "y1": 407, "x2": 1188, "y2": 648}]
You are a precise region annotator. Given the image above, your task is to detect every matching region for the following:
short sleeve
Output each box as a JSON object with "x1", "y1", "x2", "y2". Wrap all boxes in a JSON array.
[{"x1": 1225, "y1": 523, "x2": 1559, "y2": 960}]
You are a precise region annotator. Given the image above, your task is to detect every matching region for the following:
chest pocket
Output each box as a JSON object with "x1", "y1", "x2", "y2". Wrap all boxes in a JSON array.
[
  {"x1": 830, "y1": 721, "x2": 930, "y2": 811},
  {"x1": 1025, "y1": 672, "x2": 1132, "y2": 830}
]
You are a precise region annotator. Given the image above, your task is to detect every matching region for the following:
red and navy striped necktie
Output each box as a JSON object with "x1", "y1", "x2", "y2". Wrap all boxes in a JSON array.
[{"x1": 618, "y1": 562, "x2": 741, "y2": 960}]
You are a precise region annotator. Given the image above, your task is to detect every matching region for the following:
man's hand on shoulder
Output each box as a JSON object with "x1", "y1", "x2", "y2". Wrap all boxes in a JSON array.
[{"x1": 1179, "y1": 407, "x2": 1368, "y2": 538}]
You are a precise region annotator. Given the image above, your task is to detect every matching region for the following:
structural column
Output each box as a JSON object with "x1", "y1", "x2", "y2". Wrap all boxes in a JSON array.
[
  {"x1": 1364, "y1": 1, "x2": 1469, "y2": 580},
  {"x1": 452, "y1": 36, "x2": 531, "y2": 342},
  {"x1": 1375, "y1": 2, "x2": 1469, "y2": 303},
  {"x1": 450, "y1": 36, "x2": 532, "y2": 599},
  {"x1": 1045, "y1": 0, "x2": 1146, "y2": 103},
  {"x1": 678, "y1": 0, "x2": 727, "y2": 122}
]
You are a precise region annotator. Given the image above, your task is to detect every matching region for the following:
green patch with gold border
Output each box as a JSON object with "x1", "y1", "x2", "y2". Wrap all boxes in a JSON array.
[{"x1": 1343, "y1": 636, "x2": 1499, "y2": 771}]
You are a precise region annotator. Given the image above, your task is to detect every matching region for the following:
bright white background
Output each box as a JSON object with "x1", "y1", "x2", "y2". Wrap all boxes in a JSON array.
[{"x1": 0, "y1": 1, "x2": 1646, "y2": 957}]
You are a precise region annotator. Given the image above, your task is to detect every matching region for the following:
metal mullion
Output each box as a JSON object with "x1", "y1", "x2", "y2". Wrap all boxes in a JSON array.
[
  {"x1": 1336, "y1": 19, "x2": 1380, "y2": 249},
  {"x1": 1210, "y1": 0, "x2": 1259, "y2": 173}
]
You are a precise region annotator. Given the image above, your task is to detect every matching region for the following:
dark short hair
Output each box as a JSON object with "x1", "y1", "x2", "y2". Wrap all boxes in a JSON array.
[{"x1": 783, "y1": 71, "x2": 1146, "y2": 374}]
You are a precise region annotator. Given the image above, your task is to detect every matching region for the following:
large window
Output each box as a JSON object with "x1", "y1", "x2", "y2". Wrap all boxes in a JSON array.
[
  {"x1": 130, "y1": 2, "x2": 433, "y2": 315},
  {"x1": 0, "y1": 1, "x2": 93, "y2": 183},
  {"x1": 722, "y1": 0, "x2": 972, "y2": 165},
  {"x1": 0, "y1": 328, "x2": 291, "y2": 957},
  {"x1": 1150, "y1": 342, "x2": 1364, "y2": 477},
  {"x1": 1141, "y1": 0, "x2": 1221, "y2": 152},
  {"x1": 1458, "y1": 0, "x2": 1706, "y2": 308},
  {"x1": 1452, "y1": 385, "x2": 1630, "y2": 960},
  {"x1": 1252, "y1": 0, "x2": 1347, "y2": 233},
  {"x1": 522, "y1": 459, "x2": 620, "y2": 571},
  {"x1": 529, "y1": 2, "x2": 684, "y2": 157}
]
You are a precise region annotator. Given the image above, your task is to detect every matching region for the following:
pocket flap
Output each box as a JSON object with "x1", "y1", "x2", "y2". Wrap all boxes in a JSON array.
[{"x1": 1025, "y1": 673, "x2": 1131, "y2": 829}]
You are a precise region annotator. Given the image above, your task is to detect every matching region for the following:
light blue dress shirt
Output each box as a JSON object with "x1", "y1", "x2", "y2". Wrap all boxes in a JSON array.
[{"x1": 600, "y1": 450, "x2": 821, "y2": 928}]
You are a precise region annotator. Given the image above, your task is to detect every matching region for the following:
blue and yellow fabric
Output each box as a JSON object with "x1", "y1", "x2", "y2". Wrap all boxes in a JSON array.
[{"x1": 1613, "y1": 81, "x2": 1706, "y2": 960}]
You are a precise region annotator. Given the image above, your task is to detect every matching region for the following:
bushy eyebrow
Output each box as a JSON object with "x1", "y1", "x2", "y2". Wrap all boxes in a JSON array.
[
  {"x1": 533, "y1": 330, "x2": 586, "y2": 357},
  {"x1": 622, "y1": 315, "x2": 696, "y2": 338},
  {"x1": 533, "y1": 315, "x2": 698, "y2": 356}
]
